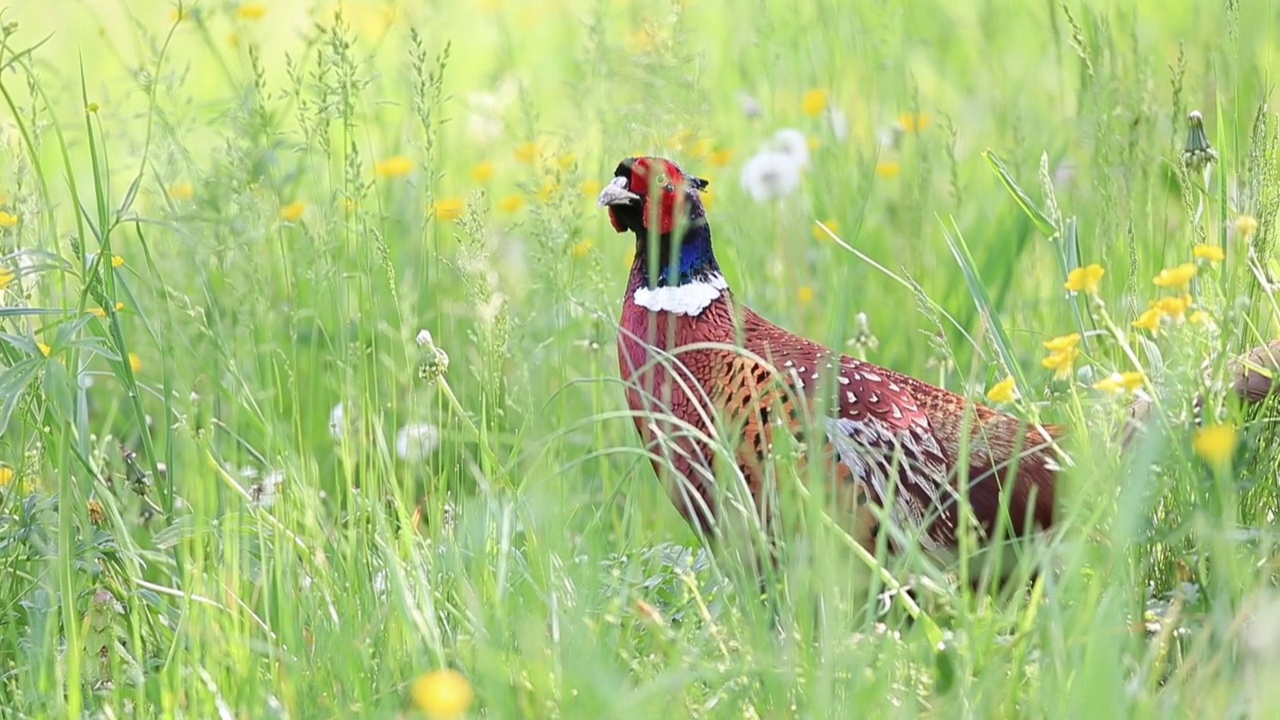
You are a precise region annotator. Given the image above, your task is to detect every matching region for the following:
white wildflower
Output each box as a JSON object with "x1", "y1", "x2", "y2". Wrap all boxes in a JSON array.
[
  {"x1": 737, "y1": 92, "x2": 762, "y2": 119},
  {"x1": 249, "y1": 470, "x2": 285, "y2": 509},
  {"x1": 740, "y1": 150, "x2": 802, "y2": 203},
  {"x1": 828, "y1": 107, "x2": 849, "y2": 144},
  {"x1": 769, "y1": 128, "x2": 810, "y2": 169},
  {"x1": 416, "y1": 329, "x2": 435, "y2": 347},
  {"x1": 396, "y1": 422, "x2": 440, "y2": 461},
  {"x1": 328, "y1": 402, "x2": 346, "y2": 441}
]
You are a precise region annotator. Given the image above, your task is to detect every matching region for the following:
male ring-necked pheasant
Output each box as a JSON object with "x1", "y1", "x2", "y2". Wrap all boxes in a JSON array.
[{"x1": 598, "y1": 156, "x2": 1062, "y2": 561}]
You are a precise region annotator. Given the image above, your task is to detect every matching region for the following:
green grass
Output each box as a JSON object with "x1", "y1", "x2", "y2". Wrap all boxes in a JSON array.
[{"x1": 2, "y1": 0, "x2": 1280, "y2": 716}]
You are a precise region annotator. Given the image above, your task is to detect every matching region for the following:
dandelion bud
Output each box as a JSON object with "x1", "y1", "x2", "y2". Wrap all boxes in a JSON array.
[
  {"x1": 1182, "y1": 111, "x2": 1218, "y2": 172},
  {"x1": 416, "y1": 329, "x2": 450, "y2": 383}
]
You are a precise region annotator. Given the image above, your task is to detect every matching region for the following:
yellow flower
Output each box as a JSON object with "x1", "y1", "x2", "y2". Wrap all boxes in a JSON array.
[
  {"x1": 1152, "y1": 262, "x2": 1197, "y2": 289},
  {"x1": 571, "y1": 239, "x2": 594, "y2": 259},
  {"x1": 1041, "y1": 334, "x2": 1081, "y2": 380},
  {"x1": 433, "y1": 198, "x2": 465, "y2": 222},
  {"x1": 797, "y1": 286, "x2": 815, "y2": 304},
  {"x1": 0, "y1": 211, "x2": 19, "y2": 228},
  {"x1": 0, "y1": 267, "x2": 13, "y2": 290},
  {"x1": 1154, "y1": 294, "x2": 1191, "y2": 320},
  {"x1": 111, "y1": 254, "x2": 125, "y2": 268},
  {"x1": 1192, "y1": 424, "x2": 1238, "y2": 468},
  {"x1": 986, "y1": 376, "x2": 1017, "y2": 404},
  {"x1": 1234, "y1": 214, "x2": 1259, "y2": 239},
  {"x1": 0, "y1": 467, "x2": 11, "y2": 487},
  {"x1": 1132, "y1": 307, "x2": 1162, "y2": 332},
  {"x1": 373, "y1": 156, "x2": 414, "y2": 179},
  {"x1": 498, "y1": 195, "x2": 524, "y2": 214},
  {"x1": 709, "y1": 149, "x2": 734, "y2": 167},
  {"x1": 37, "y1": 343, "x2": 51, "y2": 358},
  {"x1": 813, "y1": 219, "x2": 839, "y2": 240},
  {"x1": 409, "y1": 669, "x2": 474, "y2": 719},
  {"x1": 1042, "y1": 333, "x2": 1081, "y2": 353},
  {"x1": 802, "y1": 89, "x2": 829, "y2": 118},
  {"x1": 1092, "y1": 371, "x2": 1145, "y2": 394},
  {"x1": 1189, "y1": 310, "x2": 1212, "y2": 325},
  {"x1": 1193, "y1": 244, "x2": 1225, "y2": 263},
  {"x1": 128, "y1": 353, "x2": 142, "y2": 373},
  {"x1": 280, "y1": 202, "x2": 306, "y2": 221},
  {"x1": 470, "y1": 162, "x2": 495, "y2": 183},
  {"x1": 898, "y1": 112, "x2": 931, "y2": 133},
  {"x1": 691, "y1": 138, "x2": 714, "y2": 159},
  {"x1": 236, "y1": 3, "x2": 267, "y2": 21},
  {"x1": 514, "y1": 142, "x2": 541, "y2": 164},
  {"x1": 1064, "y1": 263, "x2": 1105, "y2": 294},
  {"x1": 875, "y1": 161, "x2": 900, "y2": 179},
  {"x1": 115, "y1": 301, "x2": 125, "y2": 311},
  {"x1": 169, "y1": 182, "x2": 194, "y2": 200},
  {"x1": 89, "y1": 307, "x2": 107, "y2": 319},
  {"x1": 581, "y1": 179, "x2": 602, "y2": 197},
  {"x1": 557, "y1": 153, "x2": 578, "y2": 170}
]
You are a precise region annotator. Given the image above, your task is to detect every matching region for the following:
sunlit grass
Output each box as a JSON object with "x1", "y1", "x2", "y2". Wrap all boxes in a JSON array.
[{"x1": 2, "y1": 0, "x2": 1280, "y2": 717}]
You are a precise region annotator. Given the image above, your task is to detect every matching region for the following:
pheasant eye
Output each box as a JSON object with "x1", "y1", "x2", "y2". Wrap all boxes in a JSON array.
[{"x1": 653, "y1": 171, "x2": 668, "y2": 187}]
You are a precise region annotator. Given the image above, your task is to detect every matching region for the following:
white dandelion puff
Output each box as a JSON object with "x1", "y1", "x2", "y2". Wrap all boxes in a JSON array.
[
  {"x1": 740, "y1": 150, "x2": 802, "y2": 203},
  {"x1": 396, "y1": 422, "x2": 440, "y2": 461},
  {"x1": 769, "y1": 128, "x2": 810, "y2": 169},
  {"x1": 249, "y1": 470, "x2": 285, "y2": 509}
]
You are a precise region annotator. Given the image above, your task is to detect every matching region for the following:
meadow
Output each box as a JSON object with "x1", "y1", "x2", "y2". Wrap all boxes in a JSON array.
[{"x1": 1, "y1": 0, "x2": 1279, "y2": 717}]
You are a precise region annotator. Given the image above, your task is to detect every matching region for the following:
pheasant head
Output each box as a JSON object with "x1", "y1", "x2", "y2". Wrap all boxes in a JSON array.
[{"x1": 597, "y1": 157, "x2": 725, "y2": 315}]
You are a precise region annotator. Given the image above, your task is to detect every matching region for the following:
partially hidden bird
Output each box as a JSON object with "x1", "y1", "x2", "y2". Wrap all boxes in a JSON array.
[{"x1": 597, "y1": 156, "x2": 1062, "y2": 564}]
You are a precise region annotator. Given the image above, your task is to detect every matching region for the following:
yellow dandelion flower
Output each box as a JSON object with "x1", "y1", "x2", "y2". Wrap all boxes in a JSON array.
[
  {"x1": 1042, "y1": 333, "x2": 1081, "y2": 353},
  {"x1": 89, "y1": 307, "x2": 107, "y2": 319},
  {"x1": 0, "y1": 267, "x2": 13, "y2": 290},
  {"x1": 373, "y1": 156, "x2": 414, "y2": 179},
  {"x1": 1234, "y1": 214, "x2": 1259, "y2": 239},
  {"x1": 0, "y1": 211, "x2": 19, "y2": 228},
  {"x1": 0, "y1": 467, "x2": 11, "y2": 487},
  {"x1": 409, "y1": 669, "x2": 474, "y2": 719},
  {"x1": 571, "y1": 239, "x2": 594, "y2": 259},
  {"x1": 514, "y1": 142, "x2": 541, "y2": 164},
  {"x1": 37, "y1": 343, "x2": 51, "y2": 358},
  {"x1": 1154, "y1": 294, "x2": 1191, "y2": 320},
  {"x1": 802, "y1": 89, "x2": 829, "y2": 118},
  {"x1": 899, "y1": 112, "x2": 931, "y2": 133},
  {"x1": 986, "y1": 376, "x2": 1017, "y2": 404},
  {"x1": 236, "y1": 3, "x2": 267, "y2": 21},
  {"x1": 1192, "y1": 424, "x2": 1237, "y2": 468},
  {"x1": 1189, "y1": 310, "x2": 1212, "y2": 325},
  {"x1": 470, "y1": 162, "x2": 495, "y2": 183},
  {"x1": 1132, "y1": 307, "x2": 1162, "y2": 332},
  {"x1": 709, "y1": 148, "x2": 734, "y2": 167},
  {"x1": 128, "y1": 353, "x2": 142, "y2": 373},
  {"x1": 111, "y1": 254, "x2": 125, "y2": 268},
  {"x1": 1193, "y1": 244, "x2": 1225, "y2": 262},
  {"x1": 169, "y1": 182, "x2": 194, "y2": 200},
  {"x1": 498, "y1": 195, "x2": 524, "y2": 214},
  {"x1": 433, "y1": 198, "x2": 465, "y2": 222},
  {"x1": 581, "y1": 179, "x2": 602, "y2": 197},
  {"x1": 1092, "y1": 371, "x2": 1145, "y2": 394},
  {"x1": 813, "y1": 219, "x2": 839, "y2": 240},
  {"x1": 279, "y1": 201, "x2": 306, "y2": 222},
  {"x1": 797, "y1": 286, "x2": 815, "y2": 304},
  {"x1": 875, "y1": 161, "x2": 901, "y2": 179},
  {"x1": 1041, "y1": 348, "x2": 1080, "y2": 379},
  {"x1": 115, "y1": 301, "x2": 125, "y2": 311},
  {"x1": 1152, "y1": 262, "x2": 1197, "y2": 289},
  {"x1": 1064, "y1": 263, "x2": 1106, "y2": 294}
]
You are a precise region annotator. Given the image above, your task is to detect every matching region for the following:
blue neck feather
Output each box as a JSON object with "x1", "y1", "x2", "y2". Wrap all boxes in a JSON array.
[{"x1": 635, "y1": 219, "x2": 720, "y2": 288}]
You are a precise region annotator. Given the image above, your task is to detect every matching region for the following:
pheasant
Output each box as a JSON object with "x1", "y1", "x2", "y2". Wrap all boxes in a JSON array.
[{"x1": 597, "y1": 156, "x2": 1062, "y2": 563}]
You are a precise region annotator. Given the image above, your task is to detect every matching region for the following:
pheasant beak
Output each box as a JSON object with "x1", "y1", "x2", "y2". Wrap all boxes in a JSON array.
[{"x1": 597, "y1": 175, "x2": 640, "y2": 208}]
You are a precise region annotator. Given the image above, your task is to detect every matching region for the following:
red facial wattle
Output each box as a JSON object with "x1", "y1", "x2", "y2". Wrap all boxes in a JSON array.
[{"x1": 631, "y1": 158, "x2": 687, "y2": 235}]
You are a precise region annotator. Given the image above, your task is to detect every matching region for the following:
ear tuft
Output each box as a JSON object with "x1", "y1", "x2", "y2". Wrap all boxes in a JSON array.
[{"x1": 689, "y1": 176, "x2": 709, "y2": 190}]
